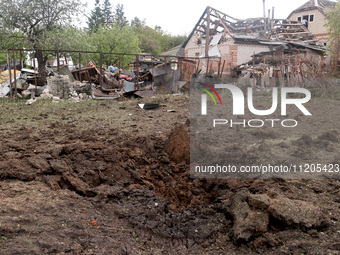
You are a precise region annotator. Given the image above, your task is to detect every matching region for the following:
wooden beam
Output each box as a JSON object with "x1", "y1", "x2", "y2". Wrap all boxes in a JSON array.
[{"x1": 205, "y1": 7, "x2": 211, "y2": 58}]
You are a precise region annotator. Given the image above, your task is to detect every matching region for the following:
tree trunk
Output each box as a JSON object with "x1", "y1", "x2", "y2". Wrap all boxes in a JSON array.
[{"x1": 36, "y1": 50, "x2": 48, "y2": 84}]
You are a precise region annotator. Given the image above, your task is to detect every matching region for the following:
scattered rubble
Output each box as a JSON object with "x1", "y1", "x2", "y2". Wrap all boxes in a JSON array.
[
  {"x1": 23, "y1": 75, "x2": 93, "y2": 104},
  {"x1": 234, "y1": 49, "x2": 327, "y2": 88},
  {"x1": 48, "y1": 75, "x2": 71, "y2": 99}
]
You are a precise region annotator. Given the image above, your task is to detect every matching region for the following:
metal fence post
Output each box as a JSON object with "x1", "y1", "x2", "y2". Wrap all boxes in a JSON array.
[
  {"x1": 100, "y1": 53, "x2": 103, "y2": 86},
  {"x1": 57, "y1": 49, "x2": 60, "y2": 74},
  {"x1": 7, "y1": 50, "x2": 12, "y2": 98},
  {"x1": 12, "y1": 49, "x2": 17, "y2": 97}
]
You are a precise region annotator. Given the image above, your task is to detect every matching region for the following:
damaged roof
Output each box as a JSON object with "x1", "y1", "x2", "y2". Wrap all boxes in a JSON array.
[
  {"x1": 287, "y1": 0, "x2": 336, "y2": 18},
  {"x1": 181, "y1": 6, "x2": 326, "y2": 53}
]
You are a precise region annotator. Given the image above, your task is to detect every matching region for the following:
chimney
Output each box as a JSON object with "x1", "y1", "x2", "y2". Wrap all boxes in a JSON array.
[
  {"x1": 315, "y1": 0, "x2": 318, "y2": 7},
  {"x1": 263, "y1": 0, "x2": 266, "y2": 18}
]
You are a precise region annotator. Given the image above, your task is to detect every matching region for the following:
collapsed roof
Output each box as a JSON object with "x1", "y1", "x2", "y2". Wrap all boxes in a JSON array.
[{"x1": 182, "y1": 6, "x2": 326, "y2": 53}]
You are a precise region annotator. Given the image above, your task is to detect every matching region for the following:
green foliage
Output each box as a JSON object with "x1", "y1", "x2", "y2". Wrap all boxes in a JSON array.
[
  {"x1": 0, "y1": 0, "x2": 84, "y2": 74},
  {"x1": 114, "y1": 4, "x2": 128, "y2": 28},
  {"x1": 0, "y1": 30, "x2": 25, "y2": 51},
  {"x1": 0, "y1": 29, "x2": 25, "y2": 64},
  {"x1": 132, "y1": 25, "x2": 162, "y2": 55},
  {"x1": 89, "y1": 24, "x2": 141, "y2": 67},
  {"x1": 40, "y1": 26, "x2": 96, "y2": 66},
  {"x1": 102, "y1": 0, "x2": 114, "y2": 25},
  {"x1": 87, "y1": 1, "x2": 127, "y2": 31},
  {"x1": 326, "y1": 2, "x2": 340, "y2": 49},
  {"x1": 87, "y1": 0, "x2": 105, "y2": 32},
  {"x1": 0, "y1": 0, "x2": 187, "y2": 70},
  {"x1": 160, "y1": 34, "x2": 187, "y2": 53},
  {"x1": 0, "y1": 0, "x2": 83, "y2": 45},
  {"x1": 130, "y1": 17, "x2": 146, "y2": 28},
  {"x1": 87, "y1": 2, "x2": 187, "y2": 56},
  {"x1": 0, "y1": 52, "x2": 7, "y2": 65},
  {"x1": 132, "y1": 24, "x2": 187, "y2": 55}
]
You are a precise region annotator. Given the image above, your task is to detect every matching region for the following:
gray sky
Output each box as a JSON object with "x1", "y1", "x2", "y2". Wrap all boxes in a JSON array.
[{"x1": 84, "y1": 0, "x2": 336, "y2": 35}]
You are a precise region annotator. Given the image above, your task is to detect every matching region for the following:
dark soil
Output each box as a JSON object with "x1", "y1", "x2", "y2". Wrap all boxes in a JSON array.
[{"x1": 0, "y1": 95, "x2": 340, "y2": 254}]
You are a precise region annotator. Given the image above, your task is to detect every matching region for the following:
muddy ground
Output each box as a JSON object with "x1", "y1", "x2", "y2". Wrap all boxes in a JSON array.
[{"x1": 0, "y1": 94, "x2": 340, "y2": 255}]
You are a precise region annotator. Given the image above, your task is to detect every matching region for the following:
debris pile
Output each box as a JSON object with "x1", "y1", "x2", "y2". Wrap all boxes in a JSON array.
[
  {"x1": 1, "y1": 52, "x2": 192, "y2": 101},
  {"x1": 235, "y1": 49, "x2": 328, "y2": 89},
  {"x1": 23, "y1": 74, "x2": 93, "y2": 105},
  {"x1": 181, "y1": 6, "x2": 328, "y2": 78},
  {"x1": 48, "y1": 75, "x2": 71, "y2": 99}
]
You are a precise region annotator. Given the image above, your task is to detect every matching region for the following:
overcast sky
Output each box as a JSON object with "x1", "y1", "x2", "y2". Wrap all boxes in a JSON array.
[{"x1": 84, "y1": 0, "x2": 336, "y2": 35}]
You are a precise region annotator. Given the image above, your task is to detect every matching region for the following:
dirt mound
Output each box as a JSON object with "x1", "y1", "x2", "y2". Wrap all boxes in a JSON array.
[
  {"x1": 228, "y1": 189, "x2": 327, "y2": 243},
  {"x1": 0, "y1": 129, "x2": 214, "y2": 210},
  {"x1": 165, "y1": 124, "x2": 190, "y2": 164}
]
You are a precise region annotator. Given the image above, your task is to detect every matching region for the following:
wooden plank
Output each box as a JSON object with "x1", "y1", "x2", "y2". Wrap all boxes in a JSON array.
[
  {"x1": 89, "y1": 60, "x2": 101, "y2": 75},
  {"x1": 279, "y1": 32, "x2": 311, "y2": 35}
]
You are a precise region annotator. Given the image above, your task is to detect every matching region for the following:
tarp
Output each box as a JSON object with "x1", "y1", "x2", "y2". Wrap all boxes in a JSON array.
[{"x1": 0, "y1": 70, "x2": 21, "y2": 97}]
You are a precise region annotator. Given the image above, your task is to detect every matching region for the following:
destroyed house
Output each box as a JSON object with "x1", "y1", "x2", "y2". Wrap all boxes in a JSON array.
[
  {"x1": 287, "y1": 0, "x2": 336, "y2": 46},
  {"x1": 180, "y1": 6, "x2": 326, "y2": 77}
]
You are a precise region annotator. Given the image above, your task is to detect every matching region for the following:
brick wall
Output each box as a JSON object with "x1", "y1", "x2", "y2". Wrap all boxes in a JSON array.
[{"x1": 185, "y1": 36, "x2": 270, "y2": 77}]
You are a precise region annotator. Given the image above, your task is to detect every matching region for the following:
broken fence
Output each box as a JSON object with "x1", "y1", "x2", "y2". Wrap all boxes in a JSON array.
[{"x1": 2, "y1": 49, "x2": 225, "y2": 98}]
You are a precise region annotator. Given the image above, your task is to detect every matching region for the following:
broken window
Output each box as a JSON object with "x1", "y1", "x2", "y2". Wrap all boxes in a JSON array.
[
  {"x1": 297, "y1": 17, "x2": 302, "y2": 22},
  {"x1": 309, "y1": 14, "x2": 314, "y2": 22},
  {"x1": 195, "y1": 52, "x2": 200, "y2": 56}
]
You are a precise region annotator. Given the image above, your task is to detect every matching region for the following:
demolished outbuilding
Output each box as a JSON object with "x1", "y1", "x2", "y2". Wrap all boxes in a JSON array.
[{"x1": 180, "y1": 6, "x2": 327, "y2": 77}]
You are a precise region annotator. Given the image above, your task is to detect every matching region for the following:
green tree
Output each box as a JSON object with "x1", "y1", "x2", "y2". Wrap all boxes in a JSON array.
[
  {"x1": 131, "y1": 23, "x2": 187, "y2": 55},
  {"x1": 89, "y1": 24, "x2": 141, "y2": 67},
  {"x1": 326, "y1": 2, "x2": 340, "y2": 49},
  {"x1": 102, "y1": 0, "x2": 114, "y2": 26},
  {"x1": 130, "y1": 17, "x2": 146, "y2": 28},
  {"x1": 40, "y1": 26, "x2": 95, "y2": 67},
  {"x1": 159, "y1": 33, "x2": 187, "y2": 53},
  {"x1": 0, "y1": 0, "x2": 83, "y2": 76},
  {"x1": 132, "y1": 25, "x2": 162, "y2": 55},
  {"x1": 87, "y1": 0, "x2": 104, "y2": 32},
  {"x1": 114, "y1": 4, "x2": 128, "y2": 28}
]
